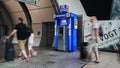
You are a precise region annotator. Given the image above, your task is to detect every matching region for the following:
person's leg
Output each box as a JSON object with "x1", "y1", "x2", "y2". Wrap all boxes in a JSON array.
[
  {"x1": 93, "y1": 45, "x2": 100, "y2": 63},
  {"x1": 28, "y1": 44, "x2": 32, "y2": 57},
  {"x1": 19, "y1": 40, "x2": 28, "y2": 60},
  {"x1": 29, "y1": 43, "x2": 36, "y2": 55},
  {"x1": 22, "y1": 50, "x2": 27, "y2": 58},
  {"x1": 21, "y1": 40, "x2": 28, "y2": 58},
  {"x1": 94, "y1": 51, "x2": 99, "y2": 60},
  {"x1": 18, "y1": 52, "x2": 22, "y2": 56},
  {"x1": 31, "y1": 48, "x2": 35, "y2": 53},
  {"x1": 17, "y1": 40, "x2": 22, "y2": 58}
]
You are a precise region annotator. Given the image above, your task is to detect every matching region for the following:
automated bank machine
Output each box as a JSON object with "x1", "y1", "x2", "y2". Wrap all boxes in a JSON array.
[{"x1": 53, "y1": 5, "x2": 78, "y2": 52}]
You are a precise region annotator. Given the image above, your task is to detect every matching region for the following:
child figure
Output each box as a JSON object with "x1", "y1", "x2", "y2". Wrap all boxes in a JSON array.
[{"x1": 27, "y1": 28, "x2": 37, "y2": 57}]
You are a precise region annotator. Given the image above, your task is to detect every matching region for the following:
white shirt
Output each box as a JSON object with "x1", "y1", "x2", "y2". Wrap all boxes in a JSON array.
[
  {"x1": 91, "y1": 22, "x2": 99, "y2": 39},
  {"x1": 28, "y1": 33, "x2": 34, "y2": 44}
]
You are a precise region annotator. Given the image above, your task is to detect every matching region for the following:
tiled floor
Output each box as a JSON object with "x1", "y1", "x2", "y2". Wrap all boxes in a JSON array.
[
  {"x1": 0, "y1": 46, "x2": 120, "y2": 68},
  {"x1": 84, "y1": 52, "x2": 120, "y2": 68},
  {"x1": 0, "y1": 47, "x2": 84, "y2": 68}
]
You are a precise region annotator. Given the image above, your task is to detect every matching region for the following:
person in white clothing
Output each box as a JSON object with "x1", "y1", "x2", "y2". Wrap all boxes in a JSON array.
[
  {"x1": 27, "y1": 28, "x2": 36, "y2": 57},
  {"x1": 86, "y1": 16, "x2": 100, "y2": 63}
]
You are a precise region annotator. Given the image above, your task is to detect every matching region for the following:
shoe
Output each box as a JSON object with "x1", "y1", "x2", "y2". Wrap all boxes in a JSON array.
[
  {"x1": 17, "y1": 56, "x2": 21, "y2": 59},
  {"x1": 95, "y1": 60, "x2": 100, "y2": 63},
  {"x1": 22, "y1": 57, "x2": 29, "y2": 61},
  {"x1": 27, "y1": 54, "x2": 31, "y2": 57},
  {"x1": 22, "y1": 58, "x2": 27, "y2": 61}
]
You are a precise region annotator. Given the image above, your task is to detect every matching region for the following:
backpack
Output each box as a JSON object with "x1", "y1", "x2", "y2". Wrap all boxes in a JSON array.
[{"x1": 99, "y1": 25, "x2": 103, "y2": 37}]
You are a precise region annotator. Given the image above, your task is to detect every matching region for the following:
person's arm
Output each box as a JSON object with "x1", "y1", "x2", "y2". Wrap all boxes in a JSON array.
[
  {"x1": 94, "y1": 28, "x2": 99, "y2": 43},
  {"x1": 7, "y1": 29, "x2": 17, "y2": 39}
]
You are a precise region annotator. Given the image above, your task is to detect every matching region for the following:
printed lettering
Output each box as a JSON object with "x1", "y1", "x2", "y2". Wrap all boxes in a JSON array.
[
  {"x1": 104, "y1": 34, "x2": 109, "y2": 39},
  {"x1": 99, "y1": 36, "x2": 104, "y2": 41},
  {"x1": 112, "y1": 29, "x2": 117, "y2": 35},
  {"x1": 108, "y1": 31, "x2": 114, "y2": 37},
  {"x1": 99, "y1": 29, "x2": 117, "y2": 41}
]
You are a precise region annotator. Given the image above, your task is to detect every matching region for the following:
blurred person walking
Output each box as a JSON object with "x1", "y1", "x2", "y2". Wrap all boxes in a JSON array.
[
  {"x1": 86, "y1": 16, "x2": 100, "y2": 63},
  {"x1": 27, "y1": 28, "x2": 37, "y2": 57},
  {"x1": 7, "y1": 17, "x2": 28, "y2": 61}
]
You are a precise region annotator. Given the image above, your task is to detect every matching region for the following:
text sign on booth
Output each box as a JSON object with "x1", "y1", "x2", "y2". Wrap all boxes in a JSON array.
[{"x1": 18, "y1": 0, "x2": 40, "y2": 6}]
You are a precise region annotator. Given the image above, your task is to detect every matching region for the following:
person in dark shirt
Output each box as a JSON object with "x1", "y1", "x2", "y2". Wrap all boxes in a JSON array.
[{"x1": 7, "y1": 17, "x2": 28, "y2": 61}]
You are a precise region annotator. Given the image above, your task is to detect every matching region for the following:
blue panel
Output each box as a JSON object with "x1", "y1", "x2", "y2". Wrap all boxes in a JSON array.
[
  {"x1": 60, "y1": 5, "x2": 69, "y2": 13},
  {"x1": 73, "y1": 18, "x2": 78, "y2": 51},
  {"x1": 72, "y1": 29, "x2": 77, "y2": 51},
  {"x1": 71, "y1": 17, "x2": 77, "y2": 52},
  {"x1": 54, "y1": 35, "x2": 58, "y2": 50},
  {"x1": 53, "y1": 12, "x2": 78, "y2": 52},
  {"x1": 68, "y1": 35, "x2": 72, "y2": 51},
  {"x1": 68, "y1": 18, "x2": 72, "y2": 51},
  {"x1": 54, "y1": 20, "x2": 58, "y2": 50}
]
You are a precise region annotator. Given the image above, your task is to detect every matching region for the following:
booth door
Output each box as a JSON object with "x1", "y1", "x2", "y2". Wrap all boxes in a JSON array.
[{"x1": 58, "y1": 26, "x2": 68, "y2": 51}]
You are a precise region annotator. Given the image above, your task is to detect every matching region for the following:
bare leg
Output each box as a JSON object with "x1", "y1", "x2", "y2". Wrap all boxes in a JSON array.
[
  {"x1": 94, "y1": 51, "x2": 99, "y2": 61},
  {"x1": 27, "y1": 49, "x2": 32, "y2": 57},
  {"x1": 31, "y1": 48, "x2": 35, "y2": 53},
  {"x1": 94, "y1": 51, "x2": 100, "y2": 63},
  {"x1": 28, "y1": 49, "x2": 31, "y2": 54},
  {"x1": 30, "y1": 48, "x2": 35, "y2": 55},
  {"x1": 18, "y1": 52, "x2": 22, "y2": 56},
  {"x1": 22, "y1": 50, "x2": 27, "y2": 58},
  {"x1": 28, "y1": 44, "x2": 35, "y2": 55}
]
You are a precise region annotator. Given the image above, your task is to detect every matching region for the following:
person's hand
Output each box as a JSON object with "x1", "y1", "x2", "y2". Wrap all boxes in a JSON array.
[{"x1": 6, "y1": 36, "x2": 10, "y2": 39}]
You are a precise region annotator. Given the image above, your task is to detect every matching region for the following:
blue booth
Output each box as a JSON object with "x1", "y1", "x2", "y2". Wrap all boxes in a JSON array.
[{"x1": 53, "y1": 5, "x2": 78, "y2": 52}]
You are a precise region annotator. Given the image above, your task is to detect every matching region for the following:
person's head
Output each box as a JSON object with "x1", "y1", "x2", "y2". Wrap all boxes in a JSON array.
[
  {"x1": 18, "y1": 17, "x2": 23, "y2": 23},
  {"x1": 90, "y1": 16, "x2": 97, "y2": 23}
]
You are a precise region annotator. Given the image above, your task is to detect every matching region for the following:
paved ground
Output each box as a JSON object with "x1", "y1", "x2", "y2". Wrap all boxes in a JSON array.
[
  {"x1": 84, "y1": 52, "x2": 120, "y2": 68},
  {"x1": 0, "y1": 47, "x2": 84, "y2": 68},
  {"x1": 0, "y1": 46, "x2": 120, "y2": 68}
]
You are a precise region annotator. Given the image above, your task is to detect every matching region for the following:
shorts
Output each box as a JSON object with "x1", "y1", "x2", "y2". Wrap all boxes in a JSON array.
[
  {"x1": 28, "y1": 43, "x2": 33, "y2": 50},
  {"x1": 86, "y1": 39, "x2": 98, "y2": 53},
  {"x1": 18, "y1": 40, "x2": 26, "y2": 51}
]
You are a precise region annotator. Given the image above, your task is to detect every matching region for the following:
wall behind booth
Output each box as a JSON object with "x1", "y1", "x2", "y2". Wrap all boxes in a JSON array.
[
  {"x1": 26, "y1": 0, "x2": 54, "y2": 24},
  {"x1": 32, "y1": 23, "x2": 42, "y2": 46},
  {"x1": 2, "y1": 0, "x2": 55, "y2": 25},
  {"x1": 26, "y1": 0, "x2": 55, "y2": 47},
  {"x1": 2, "y1": 0, "x2": 28, "y2": 24},
  {"x1": 84, "y1": 20, "x2": 120, "y2": 52}
]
